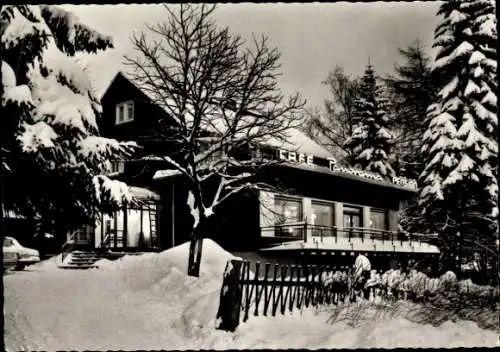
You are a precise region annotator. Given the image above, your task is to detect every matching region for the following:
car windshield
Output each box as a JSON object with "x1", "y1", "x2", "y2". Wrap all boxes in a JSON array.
[{"x1": 3, "y1": 237, "x2": 14, "y2": 247}]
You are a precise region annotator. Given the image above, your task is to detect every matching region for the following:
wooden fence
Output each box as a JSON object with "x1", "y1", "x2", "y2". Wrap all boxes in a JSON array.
[
  {"x1": 215, "y1": 259, "x2": 500, "y2": 332},
  {"x1": 215, "y1": 259, "x2": 356, "y2": 331}
]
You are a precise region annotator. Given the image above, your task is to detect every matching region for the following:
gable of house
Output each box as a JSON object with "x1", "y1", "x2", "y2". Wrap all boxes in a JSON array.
[
  {"x1": 100, "y1": 72, "x2": 177, "y2": 144},
  {"x1": 101, "y1": 72, "x2": 336, "y2": 164}
]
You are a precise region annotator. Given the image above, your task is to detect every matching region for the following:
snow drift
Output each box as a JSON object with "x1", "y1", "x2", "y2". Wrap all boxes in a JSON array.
[{"x1": 4, "y1": 240, "x2": 499, "y2": 351}]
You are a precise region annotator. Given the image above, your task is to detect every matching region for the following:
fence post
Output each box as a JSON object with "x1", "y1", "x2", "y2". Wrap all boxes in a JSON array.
[{"x1": 215, "y1": 259, "x2": 244, "y2": 332}]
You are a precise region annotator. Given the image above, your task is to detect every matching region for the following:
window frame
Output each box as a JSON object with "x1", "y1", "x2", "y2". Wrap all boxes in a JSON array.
[
  {"x1": 311, "y1": 200, "x2": 335, "y2": 227},
  {"x1": 274, "y1": 195, "x2": 303, "y2": 224},
  {"x1": 115, "y1": 100, "x2": 135, "y2": 125},
  {"x1": 342, "y1": 205, "x2": 363, "y2": 231},
  {"x1": 369, "y1": 208, "x2": 389, "y2": 231},
  {"x1": 343, "y1": 205, "x2": 362, "y2": 215}
]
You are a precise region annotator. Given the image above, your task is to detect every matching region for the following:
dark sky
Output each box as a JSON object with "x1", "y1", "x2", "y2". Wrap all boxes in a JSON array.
[{"x1": 61, "y1": 2, "x2": 441, "y2": 109}]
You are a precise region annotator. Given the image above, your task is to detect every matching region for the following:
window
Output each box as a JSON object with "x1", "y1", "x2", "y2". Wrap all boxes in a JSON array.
[
  {"x1": 274, "y1": 196, "x2": 303, "y2": 238},
  {"x1": 118, "y1": 105, "x2": 125, "y2": 123},
  {"x1": 115, "y1": 101, "x2": 134, "y2": 124},
  {"x1": 311, "y1": 202, "x2": 334, "y2": 237},
  {"x1": 343, "y1": 205, "x2": 362, "y2": 238},
  {"x1": 100, "y1": 203, "x2": 158, "y2": 249},
  {"x1": 75, "y1": 224, "x2": 94, "y2": 243},
  {"x1": 109, "y1": 161, "x2": 125, "y2": 175},
  {"x1": 197, "y1": 140, "x2": 226, "y2": 166},
  {"x1": 370, "y1": 209, "x2": 388, "y2": 231},
  {"x1": 126, "y1": 203, "x2": 158, "y2": 249},
  {"x1": 127, "y1": 103, "x2": 134, "y2": 121}
]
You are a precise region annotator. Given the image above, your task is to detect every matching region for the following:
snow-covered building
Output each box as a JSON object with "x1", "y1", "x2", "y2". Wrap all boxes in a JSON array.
[{"x1": 69, "y1": 72, "x2": 439, "y2": 269}]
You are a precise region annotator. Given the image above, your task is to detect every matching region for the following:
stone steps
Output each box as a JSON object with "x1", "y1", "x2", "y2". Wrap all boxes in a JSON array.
[
  {"x1": 58, "y1": 251, "x2": 102, "y2": 269},
  {"x1": 57, "y1": 250, "x2": 154, "y2": 270}
]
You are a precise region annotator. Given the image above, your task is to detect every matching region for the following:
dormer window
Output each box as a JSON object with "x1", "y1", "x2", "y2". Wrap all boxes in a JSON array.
[{"x1": 116, "y1": 100, "x2": 134, "y2": 125}]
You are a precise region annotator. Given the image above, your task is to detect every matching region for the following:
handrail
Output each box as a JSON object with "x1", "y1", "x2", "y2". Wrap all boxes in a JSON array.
[
  {"x1": 100, "y1": 232, "x2": 111, "y2": 249},
  {"x1": 261, "y1": 223, "x2": 438, "y2": 245},
  {"x1": 61, "y1": 232, "x2": 76, "y2": 263}
]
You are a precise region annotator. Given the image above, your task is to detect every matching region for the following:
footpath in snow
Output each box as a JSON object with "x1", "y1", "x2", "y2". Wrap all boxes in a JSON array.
[{"x1": 4, "y1": 239, "x2": 499, "y2": 350}]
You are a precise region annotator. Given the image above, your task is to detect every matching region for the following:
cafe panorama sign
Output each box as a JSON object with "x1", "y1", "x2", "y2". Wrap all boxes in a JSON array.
[
  {"x1": 278, "y1": 149, "x2": 418, "y2": 190},
  {"x1": 278, "y1": 149, "x2": 336, "y2": 168}
]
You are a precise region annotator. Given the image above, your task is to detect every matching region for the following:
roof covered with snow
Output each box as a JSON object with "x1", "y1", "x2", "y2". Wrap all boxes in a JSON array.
[
  {"x1": 102, "y1": 72, "x2": 335, "y2": 161},
  {"x1": 128, "y1": 186, "x2": 160, "y2": 200},
  {"x1": 264, "y1": 128, "x2": 334, "y2": 160},
  {"x1": 103, "y1": 73, "x2": 419, "y2": 191},
  {"x1": 281, "y1": 162, "x2": 418, "y2": 193},
  {"x1": 152, "y1": 169, "x2": 182, "y2": 180}
]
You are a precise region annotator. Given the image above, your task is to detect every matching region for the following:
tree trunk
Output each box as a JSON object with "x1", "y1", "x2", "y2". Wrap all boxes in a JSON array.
[
  {"x1": 456, "y1": 193, "x2": 464, "y2": 279},
  {"x1": 455, "y1": 230, "x2": 461, "y2": 279},
  {"x1": 187, "y1": 216, "x2": 206, "y2": 278},
  {"x1": 188, "y1": 236, "x2": 204, "y2": 277}
]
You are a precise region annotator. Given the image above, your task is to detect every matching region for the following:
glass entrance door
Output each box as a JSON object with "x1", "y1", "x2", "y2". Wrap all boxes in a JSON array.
[
  {"x1": 343, "y1": 206, "x2": 362, "y2": 239},
  {"x1": 100, "y1": 203, "x2": 159, "y2": 250},
  {"x1": 102, "y1": 212, "x2": 125, "y2": 249}
]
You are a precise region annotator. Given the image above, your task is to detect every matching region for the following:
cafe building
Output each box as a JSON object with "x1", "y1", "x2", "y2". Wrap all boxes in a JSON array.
[{"x1": 65, "y1": 72, "x2": 440, "y2": 269}]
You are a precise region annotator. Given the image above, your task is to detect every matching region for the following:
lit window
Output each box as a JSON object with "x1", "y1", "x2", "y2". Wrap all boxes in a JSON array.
[
  {"x1": 116, "y1": 101, "x2": 134, "y2": 125},
  {"x1": 275, "y1": 197, "x2": 302, "y2": 224},
  {"x1": 311, "y1": 201, "x2": 334, "y2": 237},
  {"x1": 274, "y1": 196, "x2": 303, "y2": 238}
]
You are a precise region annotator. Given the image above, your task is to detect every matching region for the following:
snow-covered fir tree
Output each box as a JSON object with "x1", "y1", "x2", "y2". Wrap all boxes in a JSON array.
[
  {"x1": 418, "y1": 0, "x2": 497, "y2": 271},
  {"x1": 1, "y1": 5, "x2": 136, "y2": 239},
  {"x1": 385, "y1": 39, "x2": 439, "y2": 180},
  {"x1": 344, "y1": 63, "x2": 395, "y2": 179}
]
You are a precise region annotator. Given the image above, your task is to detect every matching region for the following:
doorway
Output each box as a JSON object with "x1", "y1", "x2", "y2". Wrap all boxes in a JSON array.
[{"x1": 343, "y1": 206, "x2": 362, "y2": 239}]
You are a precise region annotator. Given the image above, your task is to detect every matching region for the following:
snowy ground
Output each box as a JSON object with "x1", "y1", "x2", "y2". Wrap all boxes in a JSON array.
[{"x1": 4, "y1": 240, "x2": 499, "y2": 351}]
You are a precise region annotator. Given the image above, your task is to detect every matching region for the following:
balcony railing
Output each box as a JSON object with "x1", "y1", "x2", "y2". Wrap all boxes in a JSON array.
[{"x1": 261, "y1": 223, "x2": 439, "y2": 246}]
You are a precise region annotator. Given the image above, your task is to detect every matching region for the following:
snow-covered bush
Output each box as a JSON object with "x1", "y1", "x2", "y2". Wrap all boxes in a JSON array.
[
  {"x1": 325, "y1": 266, "x2": 499, "y2": 331},
  {"x1": 322, "y1": 270, "x2": 349, "y2": 287},
  {"x1": 1, "y1": 5, "x2": 136, "y2": 236},
  {"x1": 365, "y1": 270, "x2": 382, "y2": 288},
  {"x1": 378, "y1": 268, "x2": 498, "y2": 306}
]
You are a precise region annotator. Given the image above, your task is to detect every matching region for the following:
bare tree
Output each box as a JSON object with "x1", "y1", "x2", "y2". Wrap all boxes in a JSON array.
[
  {"x1": 303, "y1": 66, "x2": 359, "y2": 165},
  {"x1": 124, "y1": 4, "x2": 305, "y2": 277}
]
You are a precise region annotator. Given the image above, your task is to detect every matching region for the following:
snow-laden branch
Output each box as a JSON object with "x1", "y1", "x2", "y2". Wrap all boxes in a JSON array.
[
  {"x1": 124, "y1": 4, "x2": 308, "y2": 276},
  {"x1": 158, "y1": 154, "x2": 195, "y2": 182},
  {"x1": 2, "y1": 5, "x2": 138, "y2": 236}
]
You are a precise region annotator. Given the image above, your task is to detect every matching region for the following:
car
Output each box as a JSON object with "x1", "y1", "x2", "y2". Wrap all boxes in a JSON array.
[
  {"x1": 3, "y1": 237, "x2": 19, "y2": 272},
  {"x1": 5, "y1": 236, "x2": 40, "y2": 270}
]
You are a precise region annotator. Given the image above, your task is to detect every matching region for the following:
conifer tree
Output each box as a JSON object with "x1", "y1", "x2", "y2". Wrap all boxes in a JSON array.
[
  {"x1": 385, "y1": 39, "x2": 440, "y2": 179},
  {"x1": 344, "y1": 63, "x2": 395, "y2": 179},
  {"x1": 417, "y1": 0, "x2": 497, "y2": 273},
  {"x1": 1, "y1": 5, "x2": 136, "y2": 240}
]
